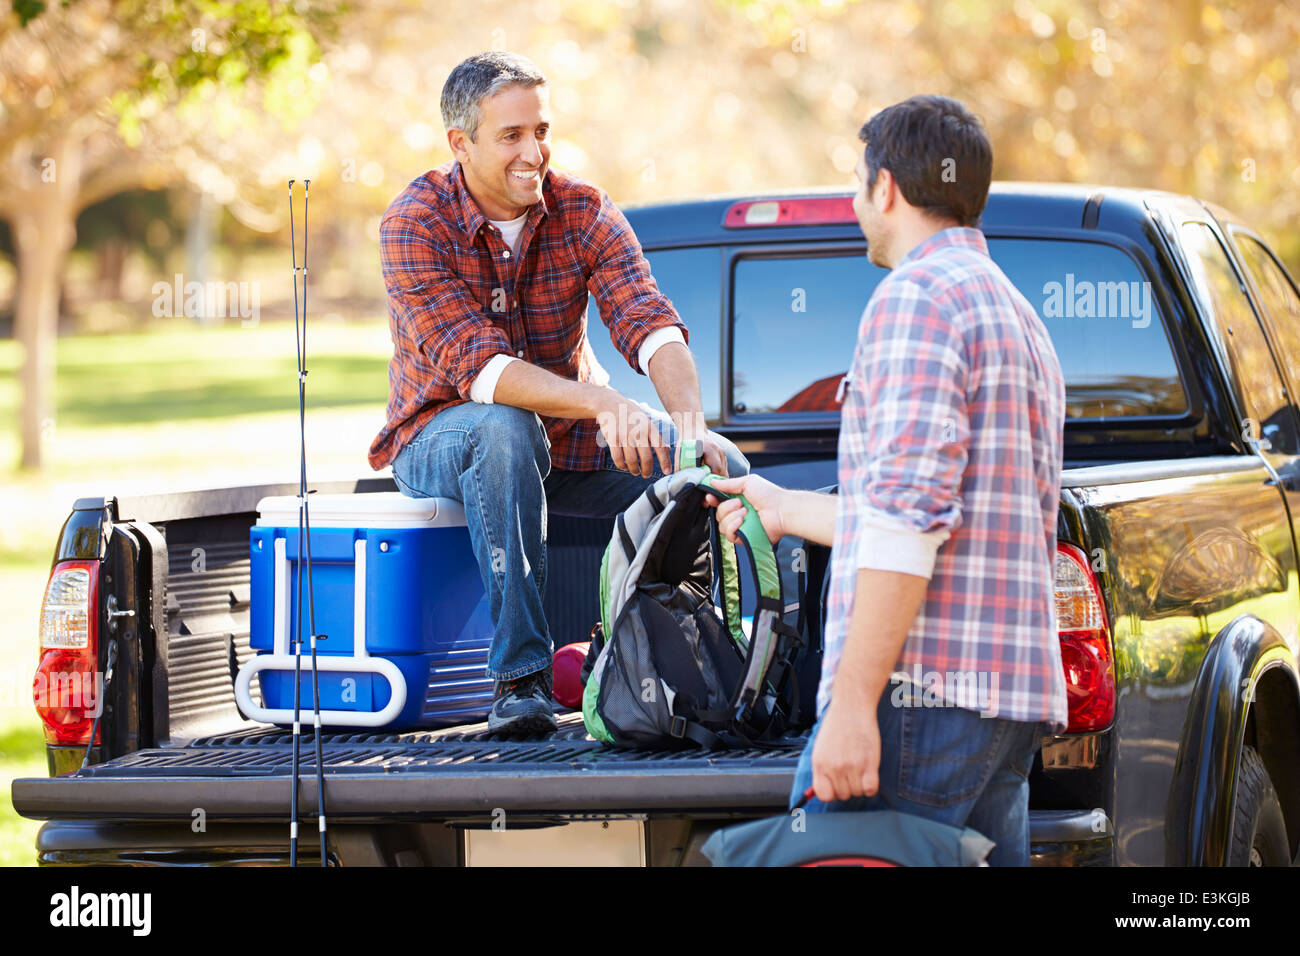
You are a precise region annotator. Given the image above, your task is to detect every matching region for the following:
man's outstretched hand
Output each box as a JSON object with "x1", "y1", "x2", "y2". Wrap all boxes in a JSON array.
[
  {"x1": 593, "y1": 393, "x2": 672, "y2": 478},
  {"x1": 702, "y1": 474, "x2": 788, "y2": 544}
]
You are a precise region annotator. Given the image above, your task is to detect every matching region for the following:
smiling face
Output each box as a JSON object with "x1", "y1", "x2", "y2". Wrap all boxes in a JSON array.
[{"x1": 448, "y1": 83, "x2": 551, "y2": 221}]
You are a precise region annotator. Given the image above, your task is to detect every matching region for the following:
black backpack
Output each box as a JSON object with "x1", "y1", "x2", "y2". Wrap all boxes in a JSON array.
[{"x1": 580, "y1": 468, "x2": 806, "y2": 748}]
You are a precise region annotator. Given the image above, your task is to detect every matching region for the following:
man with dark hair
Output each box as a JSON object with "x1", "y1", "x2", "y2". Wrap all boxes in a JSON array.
[
  {"x1": 370, "y1": 51, "x2": 746, "y2": 737},
  {"x1": 706, "y1": 95, "x2": 1067, "y2": 865},
  {"x1": 857, "y1": 93, "x2": 993, "y2": 231}
]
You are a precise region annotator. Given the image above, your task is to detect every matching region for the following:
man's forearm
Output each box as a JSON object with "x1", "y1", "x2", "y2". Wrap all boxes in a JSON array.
[
  {"x1": 776, "y1": 489, "x2": 836, "y2": 547},
  {"x1": 645, "y1": 341, "x2": 705, "y2": 437},
  {"x1": 831, "y1": 568, "x2": 930, "y2": 709},
  {"x1": 492, "y1": 360, "x2": 611, "y2": 419}
]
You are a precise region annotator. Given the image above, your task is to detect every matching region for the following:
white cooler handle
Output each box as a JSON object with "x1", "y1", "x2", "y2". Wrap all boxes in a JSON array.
[
  {"x1": 234, "y1": 653, "x2": 407, "y2": 728},
  {"x1": 235, "y1": 536, "x2": 408, "y2": 728}
]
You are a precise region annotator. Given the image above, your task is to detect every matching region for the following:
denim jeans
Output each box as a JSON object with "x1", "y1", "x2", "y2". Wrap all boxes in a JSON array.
[
  {"x1": 788, "y1": 692, "x2": 1047, "y2": 866},
  {"x1": 390, "y1": 400, "x2": 749, "y2": 680}
]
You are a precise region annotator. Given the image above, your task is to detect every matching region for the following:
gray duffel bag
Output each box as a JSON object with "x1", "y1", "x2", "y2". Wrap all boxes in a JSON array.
[{"x1": 703, "y1": 789, "x2": 996, "y2": 866}]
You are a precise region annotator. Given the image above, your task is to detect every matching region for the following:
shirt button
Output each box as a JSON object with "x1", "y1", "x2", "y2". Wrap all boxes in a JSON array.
[
  {"x1": 516, "y1": 349, "x2": 524, "y2": 358},
  {"x1": 502, "y1": 250, "x2": 511, "y2": 259}
]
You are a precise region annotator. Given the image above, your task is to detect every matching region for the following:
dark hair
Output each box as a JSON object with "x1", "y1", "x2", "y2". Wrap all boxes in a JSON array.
[
  {"x1": 441, "y1": 52, "x2": 547, "y2": 141},
  {"x1": 858, "y1": 95, "x2": 993, "y2": 227}
]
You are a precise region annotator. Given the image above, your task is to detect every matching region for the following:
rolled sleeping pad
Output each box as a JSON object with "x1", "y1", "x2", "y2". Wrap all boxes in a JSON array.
[{"x1": 552, "y1": 641, "x2": 591, "y2": 710}]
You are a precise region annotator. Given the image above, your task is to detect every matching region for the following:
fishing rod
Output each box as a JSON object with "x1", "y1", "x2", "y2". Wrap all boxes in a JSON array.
[{"x1": 288, "y1": 178, "x2": 328, "y2": 867}]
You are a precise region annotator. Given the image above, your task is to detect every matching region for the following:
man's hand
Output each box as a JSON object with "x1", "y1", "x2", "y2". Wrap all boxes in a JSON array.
[
  {"x1": 677, "y1": 432, "x2": 728, "y2": 477},
  {"x1": 703, "y1": 474, "x2": 788, "y2": 544},
  {"x1": 593, "y1": 392, "x2": 672, "y2": 478},
  {"x1": 810, "y1": 569, "x2": 929, "y2": 804},
  {"x1": 643, "y1": 341, "x2": 722, "y2": 475},
  {"x1": 810, "y1": 695, "x2": 882, "y2": 803}
]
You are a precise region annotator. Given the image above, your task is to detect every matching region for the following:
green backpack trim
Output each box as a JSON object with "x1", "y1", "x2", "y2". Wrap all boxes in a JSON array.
[
  {"x1": 599, "y1": 538, "x2": 613, "y2": 644},
  {"x1": 581, "y1": 661, "x2": 613, "y2": 744},
  {"x1": 698, "y1": 472, "x2": 782, "y2": 603},
  {"x1": 698, "y1": 472, "x2": 786, "y2": 713},
  {"x1": 584, "y1": 541, "x2": 616, "y2": 744},
  {"x1": 714, "y1": 530, "x2": 746, "y2": 651}
]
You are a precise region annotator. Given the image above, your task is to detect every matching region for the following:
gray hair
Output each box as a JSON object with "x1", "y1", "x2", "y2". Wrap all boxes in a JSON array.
[{"x1": 440, "y1": 52, "x2": 548, "y2": 142}]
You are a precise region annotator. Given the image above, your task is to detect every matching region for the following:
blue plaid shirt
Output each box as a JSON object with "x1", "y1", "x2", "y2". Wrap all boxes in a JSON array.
[{"x1": 819, "y1": 227, "x2": 1069, "y2": 730}]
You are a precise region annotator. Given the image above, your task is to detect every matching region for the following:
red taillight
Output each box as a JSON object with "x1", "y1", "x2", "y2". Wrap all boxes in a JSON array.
[
  {"x1": 34, "y1": 560, "x2": 101, "y2": 746},
  {"x1": 1055, "y1": 543, "x2": 1115, "y2": 732},
  {"x1": 724, "y1": 196, "x2": 856, "y2": 228}
]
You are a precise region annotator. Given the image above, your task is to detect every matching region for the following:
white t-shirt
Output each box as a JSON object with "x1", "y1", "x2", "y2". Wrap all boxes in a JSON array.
[{"x1": 488, "y1": 211, "x2": 528, "y2": 256}]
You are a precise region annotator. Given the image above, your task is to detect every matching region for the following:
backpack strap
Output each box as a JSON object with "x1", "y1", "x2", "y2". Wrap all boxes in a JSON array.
[
  {"x1": 710, "y1": 513, "x2": 747, "y2": 651},
  {"x1": 697, "y1": 474, "x2": 792, "y2": 730},
  {"x1": 667, "y1": 713, "x2": 725, "y2": 749},
  {"x1": 678, "y1": 438, "x2": 700, "y2": 470},
  {"x1": 790, "y1": 537, "x2": 830, "y2": 728},
  {"x1": 752, "y1": 626, "x2": 803, "y2": 737}
]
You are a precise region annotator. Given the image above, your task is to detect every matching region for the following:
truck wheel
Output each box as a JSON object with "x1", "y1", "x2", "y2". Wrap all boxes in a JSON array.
[{"x1": 1229, "y1": 745, "x2": 1290, "y2": 866}]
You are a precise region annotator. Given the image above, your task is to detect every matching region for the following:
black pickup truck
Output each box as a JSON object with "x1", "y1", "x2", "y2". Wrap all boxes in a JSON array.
[{"x1": 14, "y1": 182, "x2": 1300, "y2": 867}]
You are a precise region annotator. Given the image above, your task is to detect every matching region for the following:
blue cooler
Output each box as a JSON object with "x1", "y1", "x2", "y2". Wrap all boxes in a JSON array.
[{"x1": 238, "y1": 492, "x2": 495, "y2": 731}]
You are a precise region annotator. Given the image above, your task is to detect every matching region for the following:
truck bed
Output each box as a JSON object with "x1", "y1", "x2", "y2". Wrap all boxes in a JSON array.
[{"x1": 14, "y1": 713, "x2": 807, "y2": 822}]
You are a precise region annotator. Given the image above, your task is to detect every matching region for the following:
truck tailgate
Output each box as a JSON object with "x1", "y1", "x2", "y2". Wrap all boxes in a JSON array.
[{"x1": 13, "y1": 714, "x2": 805, "y2": 821}]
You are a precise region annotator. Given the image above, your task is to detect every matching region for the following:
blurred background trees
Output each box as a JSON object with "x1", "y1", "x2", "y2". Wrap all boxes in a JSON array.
[
  {"x1": 1, "y1": 0, "x2": 1298, "y2": 473},
  {"x1": 0, "y1": 0, "x2": 348, "y2": 469}
]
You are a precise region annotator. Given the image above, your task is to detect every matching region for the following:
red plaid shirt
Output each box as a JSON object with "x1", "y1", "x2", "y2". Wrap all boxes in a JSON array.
[{"x1": 368, "y1": 161, "x2": 689, "y2": 472}]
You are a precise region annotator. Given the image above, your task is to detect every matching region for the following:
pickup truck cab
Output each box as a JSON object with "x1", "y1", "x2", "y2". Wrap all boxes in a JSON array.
[{"x1": 15, "y1": 182, "x2": 1300, "y2": 866}]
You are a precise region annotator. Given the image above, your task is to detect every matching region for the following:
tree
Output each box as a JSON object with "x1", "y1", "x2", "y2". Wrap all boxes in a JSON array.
[{"x1": 0, "y1": 0, "x2": 348, "y2": 470}]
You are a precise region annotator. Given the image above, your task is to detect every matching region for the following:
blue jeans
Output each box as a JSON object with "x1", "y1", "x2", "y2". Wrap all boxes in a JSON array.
[
  {"x1": 788, "y1": 693, "x2": 1047, "y2": 866},
  {"x1": 390, "y1": 401, "x2": 748, "y2": 680}
]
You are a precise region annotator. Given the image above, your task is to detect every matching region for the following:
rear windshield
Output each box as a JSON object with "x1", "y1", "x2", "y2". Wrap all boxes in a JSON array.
[
  {"x1": 590, "y1": 246, "x2": 722, "y2": 423},
  {"x1": 730, "y1": 238, "x2": 1186, "y2": 419},
  {"x1": 589, "y1": 237, "x2": 1186, "y2": 423}
]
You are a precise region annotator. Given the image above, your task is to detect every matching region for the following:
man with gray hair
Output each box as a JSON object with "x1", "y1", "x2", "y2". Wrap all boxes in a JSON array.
[{"x1": 368, "y1": 51, "x2": 747, "y2": 736}]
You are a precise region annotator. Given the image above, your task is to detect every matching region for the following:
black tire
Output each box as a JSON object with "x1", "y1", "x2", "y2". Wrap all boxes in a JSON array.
[{"x1": 1229, "y1": 745, "x2": 1290, "y2": 866}]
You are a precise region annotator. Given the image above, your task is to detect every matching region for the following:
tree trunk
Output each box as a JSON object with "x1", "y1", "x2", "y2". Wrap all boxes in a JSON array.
[
  {"x1": 96, "y1": 239, "x2": 127, "y2": 301},
  {"x1": 12, "y1": 136, "x2": 81, "y2": 472},
  {"x1": 186, "y1": 187, "x2": 216, "y2": 325}
]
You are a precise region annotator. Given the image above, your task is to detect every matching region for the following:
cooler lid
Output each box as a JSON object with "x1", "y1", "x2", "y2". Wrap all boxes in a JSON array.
[{"x1": 255, "y1": 492, "x2": 466, "y2": 528}]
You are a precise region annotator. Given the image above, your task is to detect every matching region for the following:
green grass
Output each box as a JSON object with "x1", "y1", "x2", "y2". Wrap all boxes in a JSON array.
[
  {"x1": 0, "y1": 319, "x2": 395, "y2": 559},
  {"x1": 0, "y1": 318, "x2": 396, "y2": 865},
  {"x1": 0, "y1": 722, "x2": 46, "y2": 867},
  {"x1": 0, "y1": 320, "x2": 392, "y2": 434},
  {"x1": 0, "y1": 568, "x2": 44, "y2": 867}
]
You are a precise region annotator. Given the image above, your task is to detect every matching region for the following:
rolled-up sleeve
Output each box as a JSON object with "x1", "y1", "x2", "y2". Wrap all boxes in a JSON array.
[
  {"x1": 841, "y1": 277, "x2": 969, "y2": 574},
  {"x1": 581, "y1": 192, "x2": 689, "y2": 373},
  {"x1": 380, "y1": 214, "x2": 513, "y2": 400}
]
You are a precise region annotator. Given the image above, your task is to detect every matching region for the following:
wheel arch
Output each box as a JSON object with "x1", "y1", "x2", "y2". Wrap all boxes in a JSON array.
[
  {"x1": 1165, "y1": 613, "x2": 1300, "y2": 865},
  {"x1": 1243, "y1": 662, "x2": 1300, "y2": 862}
]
